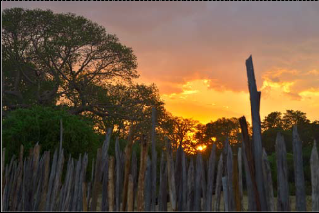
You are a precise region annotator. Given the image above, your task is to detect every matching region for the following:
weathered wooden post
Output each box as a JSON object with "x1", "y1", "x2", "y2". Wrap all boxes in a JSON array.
[
  {"x1": 159, "y1": 152, "x2": 168, "y2": 211},
  {"x1": 292, "y1": 125, "x2": 307, "y2": 211},
  {"x1": 200, "y1": 154, "x2": 207, "y2": 211},
  {"x1": 90, "y1": 148, "x2": 102, "y2": 211},
  {"x1": 233, "y1": 152, "x2": 241, "y2": 211},
  {"x1": 262, "y1": 149, "x2": 274, "y2": 211},
  {"x1": 101, "y1": 128, "x2": 112, "y2": 212},
  {"x1": 214, "y1": 154, "x2": 223, "y2": 211},
  {"x1": 39, "y1": 151, "x2": 50, "y2": 211},
  {"x1": 127, "y1": 175, "x2": 134, "y2": 212},
  {"x1": 166, "y1": 137, "x2": 177, "y2": 211},
  {"x1": 222, "y1": 176, "x2": 229, "y2": 212},
  {"x1": 194, "y1": 153, "x2": 202, "y2": 211},
  {"x1": 115, "y1": 138, "x2": 122, "y2": 211},
  {"x1": 187, "y1": 158, "x2": 194, "y2": 211},
  {"x1": 81, "y1": 154, "x2": 88, "y2": 212},
  {"x1": 131, "y1": 150, "x2": 138, "y2": 210},
  {"x1": 239, "y1": 116, "x2": 259, "y2": 211},
  {"x1": 175, "y1": 145, "x2": 183, "y2": 211},
  {"x1": 121, "y1": 126, "x2": 134, "y2": 211},
  {"x1": 145, "y1": 156, "x2": 152, "y2": 211},
  {"x1": 2, "y1": 148, "x2": 5, "y2": 197},
  {"x1": 181, "y1": 150, "x2": 187, "y2": 211},
  {"x1": 206, "y1": 144, "x2": 216, "y2": 211},
  {"x1": 108, "y1": 156, "x2": 115, "y2": 211},
  {"x1": 227, "y1": 144, "x2": 235, "y2": 211},
  {"x1": 238, "y1": 148, "x2": 244, "y2": 211},
  {"x1": 275, "y1": 132, "x2": 290, "y2": 211},
  {"x1": 245, "y1": 55, "x2": 267, "y2": 211},
  {"x1": 137, "y1": 135, "x2": 149, "y2": 211},
  {"x1": 311, "y1": 140, "x2": 319, "y2": 211},
  {"x1": 151, "y1": 107, "x2": 157, "y2": 211}
]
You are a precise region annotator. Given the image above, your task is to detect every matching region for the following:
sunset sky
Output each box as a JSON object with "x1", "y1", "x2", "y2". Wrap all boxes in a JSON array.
[{"x1": 3, "y1": 2, "x2": 319, "y2": 124}]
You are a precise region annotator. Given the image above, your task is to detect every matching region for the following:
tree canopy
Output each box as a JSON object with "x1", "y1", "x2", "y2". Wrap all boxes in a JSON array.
[{"x1": 3, "y1": 8, "x2": 138, "y2": 118}]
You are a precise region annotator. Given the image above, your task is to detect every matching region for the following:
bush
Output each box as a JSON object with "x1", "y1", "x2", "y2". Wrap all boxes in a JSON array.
[{"x1": 3, "y1": 106, "x2": 101, "y2": 164}]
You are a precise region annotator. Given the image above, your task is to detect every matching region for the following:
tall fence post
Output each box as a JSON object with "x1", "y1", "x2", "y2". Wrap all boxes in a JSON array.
[
  {"x1": 206, "y1": 144, "x2": 216, "y2": 211},
  {"x1": 187, "y1": 158, "x2": 194, "y2": 211},
  {"x1": 115, "y1": 137, "x2": 122, "y2": 211},
  {"x1": 166, "y1": 137, "x2": 177, "y2": 211},
  {"x1": 108, "y1": 156, "x2": 115, "y2": 211},
  {"x1": 245, "y1": 55, "x2": 267, "y2": 211},
  {"x1": 238, "y1": 148, "x2": 244, "y2": 211},
  {"x1": 121, "y1": 126, "x2": 134, "y2": 211},
  {"x1": 151, "y1": 107, "x2": 157, "y2": 211},
  {"x1": 311, "y1": 140, "x2": 319, "y2": 211},
  {"x1": 159, "y1": 152, "x2": 167, "y2": 211},
  {"x1": 145, "y1": 156, "x2": 152, "y2": 211},
  {"x1": 127, "y1": 175, "x2": 134, "y2": 212},
  {"x1": 239, "y1": 116, "x2": 259, "y2": 211},
  {"x1": 194, "y1": 153, "x2": 202, "y2": 211},
  {"x1": 181, "y1": 150, "x2": 187, "y2": 211},
  {"x1": 292, "y1": 125, "x2": 307, "y2": 211},
  {"x1": 137, "y1": 135, "x2": 149, "y2": 211},
  {"x1": 214, "y1": 154, "x2": 223, "y2": 211}
]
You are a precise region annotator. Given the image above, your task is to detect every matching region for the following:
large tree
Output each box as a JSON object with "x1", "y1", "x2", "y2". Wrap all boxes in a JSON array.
[
  {"x1": 261, "y1": 111, "x2": 283, "y2": 132},
  {"x1": 3, "y1": 8, "x2": 138, "y2": 119}
]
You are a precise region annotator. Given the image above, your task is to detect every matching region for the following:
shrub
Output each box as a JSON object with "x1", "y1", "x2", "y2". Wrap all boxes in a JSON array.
[{"x1": 3, "y1": 106, "x2": 101, "y2": 164}]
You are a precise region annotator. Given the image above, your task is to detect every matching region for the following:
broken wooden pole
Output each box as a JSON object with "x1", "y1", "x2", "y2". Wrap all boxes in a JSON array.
[
  {"x1": 245, "y1": 55, "x2": 267, "y2": 211},
  {"x1": 239, "y1": 116, "x2": 260, "y2": 211}
]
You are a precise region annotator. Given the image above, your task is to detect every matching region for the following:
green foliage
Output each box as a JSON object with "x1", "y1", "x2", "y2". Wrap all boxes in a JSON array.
[
  {"x1": 3, "y1": 106, "x2": 101, "y2": 164},
  {"x1": 268, "y1": 146, "x2": 313, "y2": 196}
]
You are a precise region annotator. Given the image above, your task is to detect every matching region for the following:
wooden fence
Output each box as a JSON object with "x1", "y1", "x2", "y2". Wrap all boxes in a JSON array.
[{"x1": 2, "y1": 56, "x2": 319, "y2": 211}]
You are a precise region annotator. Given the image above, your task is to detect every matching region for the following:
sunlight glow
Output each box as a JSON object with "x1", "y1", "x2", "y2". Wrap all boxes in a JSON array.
[{"x1": 196, "y1": 144, "x2": 207, "y2": 152}]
